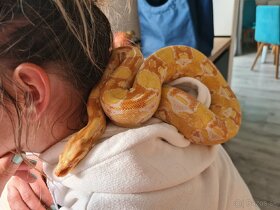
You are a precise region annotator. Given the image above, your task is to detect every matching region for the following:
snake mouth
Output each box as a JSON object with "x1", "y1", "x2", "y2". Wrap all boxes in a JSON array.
[
  {"x1": 55, "y1": 150, "x2": 85, "y2": 177},
  {"x1": 55, "y1": 159, "x2": 78, "y2": 177},
  {"x1": 55, "y1": 167, "x2": 70, "y2": 177}
]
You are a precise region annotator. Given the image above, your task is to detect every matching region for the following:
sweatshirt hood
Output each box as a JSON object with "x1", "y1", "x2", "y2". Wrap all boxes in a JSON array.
[
  {"x1": 41, "y1": 118, "x2": 218, "y2": 194},
  {"x1": 41, "y1": 76, "x2": 217, "y2": 194}
]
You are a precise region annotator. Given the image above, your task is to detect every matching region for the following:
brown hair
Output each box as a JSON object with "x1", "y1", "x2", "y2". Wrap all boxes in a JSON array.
[{"x1": 0, "y1": 0, "x2": 112, "y2": 153}]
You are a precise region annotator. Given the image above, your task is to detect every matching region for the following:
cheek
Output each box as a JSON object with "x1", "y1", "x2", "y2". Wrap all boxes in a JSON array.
[{"x1": 0, "y1": 107, "x2": 17, "y2": 156}]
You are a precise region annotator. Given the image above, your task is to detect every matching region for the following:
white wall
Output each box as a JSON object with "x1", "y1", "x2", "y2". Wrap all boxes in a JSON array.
[
  {"x1": 213, "y1": 0, "x2": 239, "y2": 36},
  {"x1": 213, "y1": 0, "x2": 240, "y2": 85}
]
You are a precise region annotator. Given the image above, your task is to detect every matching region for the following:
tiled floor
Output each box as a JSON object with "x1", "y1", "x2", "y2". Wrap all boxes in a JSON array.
[{"x1": 224, "y1": 50, "x2": 280, "y2": 210}]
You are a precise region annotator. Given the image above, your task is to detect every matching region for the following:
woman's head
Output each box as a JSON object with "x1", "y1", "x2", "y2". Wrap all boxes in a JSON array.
[{"x1": 0, "y1": 0, "x2": 112, "y2": 156}]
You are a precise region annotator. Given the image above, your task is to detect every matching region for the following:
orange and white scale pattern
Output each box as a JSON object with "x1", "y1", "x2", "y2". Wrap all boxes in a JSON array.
[{"x1": 54, "y1": 45, "x2": 242, "y2": 177}]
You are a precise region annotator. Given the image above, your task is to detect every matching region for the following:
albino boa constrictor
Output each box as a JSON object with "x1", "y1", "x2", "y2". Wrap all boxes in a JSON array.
[{"x1": 54, "y1": 45, "x2": 241, "y2": 177}]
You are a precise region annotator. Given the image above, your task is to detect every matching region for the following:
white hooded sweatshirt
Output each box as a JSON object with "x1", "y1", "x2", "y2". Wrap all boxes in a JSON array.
[{"x1": 39, "y1": 78, "x2": 259, "y2": 210}]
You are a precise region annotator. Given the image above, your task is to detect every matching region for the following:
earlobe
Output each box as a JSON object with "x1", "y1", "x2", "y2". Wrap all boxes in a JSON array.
[{"x1": 13, "y1": 63, "x2": 50, "y2": 120}]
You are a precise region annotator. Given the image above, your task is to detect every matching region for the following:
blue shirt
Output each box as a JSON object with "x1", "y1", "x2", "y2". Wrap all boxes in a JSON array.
[{"x1": 137, "y1": 0, "x2": 213, "y2": 57}]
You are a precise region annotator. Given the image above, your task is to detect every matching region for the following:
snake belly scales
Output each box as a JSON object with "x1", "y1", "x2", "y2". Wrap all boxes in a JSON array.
[{"x1": 54, "y1": 45, "x2": 241, "y2": 177}]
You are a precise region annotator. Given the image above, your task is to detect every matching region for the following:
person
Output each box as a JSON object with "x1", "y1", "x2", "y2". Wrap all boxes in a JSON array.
[
  {"x1": 0, "y1": 153, "x2": 55, "y2": 209},
  {"x1": 0, "y1": 0, "x2": 259, "y2": 209}
]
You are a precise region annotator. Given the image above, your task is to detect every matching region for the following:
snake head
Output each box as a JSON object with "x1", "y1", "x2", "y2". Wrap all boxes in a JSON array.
[
  {"x1": 54, "y1": 136, "x2": 89, "y2": 177},
  {"x1": 54, "y1": 158, "x2": 81, "y2": 177}
]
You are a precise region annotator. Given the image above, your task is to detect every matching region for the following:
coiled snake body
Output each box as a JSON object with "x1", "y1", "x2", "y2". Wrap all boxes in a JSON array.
[{"x1": 54, "y1": 46, "x2": 241, "y2": 177}]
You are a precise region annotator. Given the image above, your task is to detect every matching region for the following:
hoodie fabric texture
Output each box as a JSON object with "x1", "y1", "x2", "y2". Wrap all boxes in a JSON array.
[
  {"x1": 0, "y1": 77, "x2": 250, "y2": 210},
  {"x1": 41, "y1": 123, "x2": 259, "y2": 210},
  {"x1": 39, "y1": 77, "x2": 259, "y2": 210}
]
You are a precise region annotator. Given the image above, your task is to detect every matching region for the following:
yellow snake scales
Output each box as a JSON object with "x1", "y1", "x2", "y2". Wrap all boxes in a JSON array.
[{"x1": 54, "y1": 45, "x2": 241, "y2": 177}]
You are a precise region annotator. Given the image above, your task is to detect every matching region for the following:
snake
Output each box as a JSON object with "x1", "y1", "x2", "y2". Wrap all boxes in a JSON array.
[{"x1": 54, "y1": 45, "x2": 242, "y2": 177}]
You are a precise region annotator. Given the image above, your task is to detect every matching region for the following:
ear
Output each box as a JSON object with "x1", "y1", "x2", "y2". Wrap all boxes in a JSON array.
[{"x1": 13, "y1": 63, "x2": 50, "y2": 120}]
